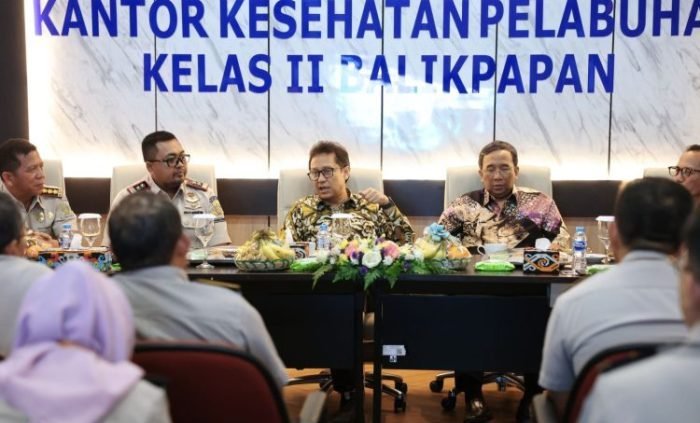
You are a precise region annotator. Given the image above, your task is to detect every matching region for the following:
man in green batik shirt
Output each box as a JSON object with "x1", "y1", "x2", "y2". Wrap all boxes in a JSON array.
[{"x1": 283, "y1": 140, "x2": 414, "y2": 245}]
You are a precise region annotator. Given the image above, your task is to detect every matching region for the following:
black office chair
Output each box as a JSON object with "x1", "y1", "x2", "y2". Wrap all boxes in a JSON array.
[
  {"x1": 431, "y1": 372, "x2": 525, "y2": 410},
  {"x1": 287, "y1": 313, "x2": 408, "y2": 412}
]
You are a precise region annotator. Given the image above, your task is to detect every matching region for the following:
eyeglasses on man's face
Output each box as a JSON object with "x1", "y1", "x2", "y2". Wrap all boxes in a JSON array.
[
  {"x1": 308, "y1": 167, "x2": 340, "y2": 181},
  {"x1": 148, "y1": 153, "x2": 190, "y2": 168},
  {"x1": 668, "y1": 166, "x2": 700, "y2": 178}
]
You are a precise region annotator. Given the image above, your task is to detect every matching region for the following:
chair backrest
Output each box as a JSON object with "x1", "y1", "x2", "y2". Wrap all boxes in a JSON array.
[
  {"x1": 110, "y1": 164, "x2": 216, "y2": 205},
  {"x1": 43, "y1": 159, "x2": 66, "y2": 194},
  {"x1": 643, "y1": 167, "x2": 671, "y2": 179},
  {"x1": 564, "y1": 343, "x2": 666, "y2": 422},
  {"x1": 277, "y1": 168, "x2": 383, "y2": 230},
  {"x1": 444, "y1": 165, "x2": 552, "y2": 208},
  {"x1": 132, "y1": 342, "x2": 289, "y2": 423}
]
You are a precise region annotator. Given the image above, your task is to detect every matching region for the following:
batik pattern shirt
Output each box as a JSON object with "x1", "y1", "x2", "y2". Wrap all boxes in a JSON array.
[
  {"x1": 438, "y1": 186, "x2": 569, "y2": 249},
  {"x1": 283, "y1": 191, "x2": 414, "y2": 244}
]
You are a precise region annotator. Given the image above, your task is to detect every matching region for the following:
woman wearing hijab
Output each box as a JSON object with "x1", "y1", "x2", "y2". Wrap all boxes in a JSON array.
[{"x1": 0, "y1": 261, "x2": 171, "y2": 423}]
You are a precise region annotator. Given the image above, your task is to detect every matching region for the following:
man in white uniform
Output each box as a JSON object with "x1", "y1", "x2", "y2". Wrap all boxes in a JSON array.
[
  {"x1": 107, "y1": 131, "x2": 230, "y2": 248},
  {"x1": 580, "y1": 206, "x2": 700, "y2": 422},
  {"x1": 0, "y1": 139, "x2": 75, "y2": 242},
  {"x1": 539, "y1": 177, "x2": 692, "y2": 419}
]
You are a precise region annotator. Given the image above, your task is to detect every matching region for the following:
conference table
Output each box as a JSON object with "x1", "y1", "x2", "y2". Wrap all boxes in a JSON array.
[{"x1": 188, "y1": 263, "x2": 580, "y2": 423}]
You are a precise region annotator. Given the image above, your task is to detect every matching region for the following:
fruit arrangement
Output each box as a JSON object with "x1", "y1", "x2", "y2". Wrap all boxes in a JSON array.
[
  {"x1": 235, "y1": 229, "x2": 296, "y2": 261},
  {"x1": 414, "y1": 223, "x2": 471, "y2": 261}
]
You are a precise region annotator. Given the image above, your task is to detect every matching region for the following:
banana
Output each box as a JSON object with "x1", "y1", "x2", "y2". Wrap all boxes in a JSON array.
[
  {"x1": 261, "y1": 244, "x2": 280, "y2": 260},
  {"x1": 268, "y1": 244, "x2": 295, "y2": 260}
]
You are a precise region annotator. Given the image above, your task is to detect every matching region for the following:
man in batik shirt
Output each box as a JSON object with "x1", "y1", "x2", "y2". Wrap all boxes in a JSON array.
[
  {"x1": 439, "y1": 142, "x2": 568, "y2": 249},
  {"x1": 283, "y1": 140, "x2": 414, "y2": 422},
  {"x1": 439, "y1": 140, "x2": 568, "y2": 423},
  {"x1": 284, "y1": 141, "x2": 413, "y2": 244}
]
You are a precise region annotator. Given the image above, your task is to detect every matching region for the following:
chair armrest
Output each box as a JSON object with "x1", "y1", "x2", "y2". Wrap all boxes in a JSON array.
[
  {"x1": 532, "y1": 393, "x2": 559, "y2": 423},
  {"x1": 298, "y1": 390, "x2": 328, "y2": 423}
]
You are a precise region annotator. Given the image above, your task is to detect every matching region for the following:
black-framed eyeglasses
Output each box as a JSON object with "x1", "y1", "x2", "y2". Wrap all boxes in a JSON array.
[
  {"x1": 307, "y1": 167, "x2": 340, "y2": 181},
  {"x1": 148, "y1": 154, "x2": 190, "y2": 168},
  {"x1": 668, "y1": 166, "x2": 700, "y2": 178}
]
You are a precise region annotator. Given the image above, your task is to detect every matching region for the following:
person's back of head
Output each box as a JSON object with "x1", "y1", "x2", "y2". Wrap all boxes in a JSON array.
[
  {"x1": 0, "y1": 192, "x2": 23, "y2": 255},
  {"x1": 109, "y1": 192, "x2": 183, "y2": 271},
  {"x1": 614, "y1": 177, "x2": 693, "y2": 254}
]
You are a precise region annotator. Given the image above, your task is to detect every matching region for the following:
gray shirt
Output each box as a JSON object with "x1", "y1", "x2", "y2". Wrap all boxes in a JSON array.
[
  {"x1": 0, "y1": 183, "x2": 76, "y2": 239},
  {"x1": 106, "y1": 174, "x2": 230, "y2": 248},
  {"x1": 0, "y1": 256, "x2": 52, "y2": 357},
  {"x1": 113, "y1": 266, "x2": 288, "y2": 388},
  {"x1": 580, "y1": 324, "x2": 700, "y2": 423},
  {"x1": 0, "y1": 380, "x2": 171, "y2": 423},
  {"x1": 539, "y1": 250, "x2": 687, "y2": 391}
]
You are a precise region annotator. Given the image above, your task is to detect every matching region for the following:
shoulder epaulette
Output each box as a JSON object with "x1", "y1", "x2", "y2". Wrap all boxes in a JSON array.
[
  {"x1": 41, "y1": 185, "x2": 62, "y2": 198},
  {"x1": 127, "y1": 180, "x2": 150, "y2": 194},
  {"x1": 185, "y1": 178, "x2": 209, "y2": 191}
]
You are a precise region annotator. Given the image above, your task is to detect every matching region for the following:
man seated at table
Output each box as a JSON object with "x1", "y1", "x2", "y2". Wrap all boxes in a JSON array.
[
  {"x1": 0, "y1": 139, "x2": 76, "y2": 246},
  {"x1": 670, "y1": 144, "x2": 700, "y2": 204},
  {"x1": 109, "y1": 192, "x2": 288, "y2": 389},
  {"x1": 539, "y1": 177, "x2": 692, "y2": 419},
  {"x1": 579, "y1": 206, "x2": 700, "y2": 423},
  {"x1": 438, "y1": 140, "x2": 569, "y2": 423},
  {"x1": 282, "y1": 140, "x2": 414, "y2": 420},
  {"x1": 283, "y1": 140, "x2": 414, "y2": 244},
  {"x1": 106, "y1": 130, "x2": 230, "y2": 248},
  {"x1": 0, "y1": 192, "x2": 52, "y2": 357}
]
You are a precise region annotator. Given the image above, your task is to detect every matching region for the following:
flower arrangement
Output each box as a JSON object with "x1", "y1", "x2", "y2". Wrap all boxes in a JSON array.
[
  {"x1": 291, "y1": 237, "x2": 447, "y2": 290},
  {"x1": 290, "y1": 223, "x2": 471, "y2": 289}
]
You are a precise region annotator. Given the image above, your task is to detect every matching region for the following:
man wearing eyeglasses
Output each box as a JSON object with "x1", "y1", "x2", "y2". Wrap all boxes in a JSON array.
[
  {"x1": 283, "y1": 140, "x2": 413, "y2": 244},
  {"x1": 670, "y1": 144, "x2": 700, "y2": 204},
  {"x1": 283, "y1": 140, "x2": 413, "y2": 421},
  {"x1": 108, "y1": 131, "x2": 230, "y2": 247},
  {"x1": 439, "y1": 140, "x2": 569, "y2": 423}
]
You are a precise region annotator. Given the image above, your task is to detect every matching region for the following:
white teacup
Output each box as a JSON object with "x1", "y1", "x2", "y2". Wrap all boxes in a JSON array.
[{"x1": 477, "y1": 243, "x2": 509, "y2": 261}]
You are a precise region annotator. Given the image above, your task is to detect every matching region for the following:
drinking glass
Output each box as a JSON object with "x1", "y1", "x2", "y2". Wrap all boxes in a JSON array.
[
  {"x1": 192, "y1": 214, "x2": 216, "y2": 269},
  {"x1": 596, "y1": 216, "x2": 614, "y2": 263},
  {"x1": 78, "y1": 213, "x2": 101, "y2": 248},
  {"x1": 330, "y1": 213, "x2": 353, "y2": 244}
]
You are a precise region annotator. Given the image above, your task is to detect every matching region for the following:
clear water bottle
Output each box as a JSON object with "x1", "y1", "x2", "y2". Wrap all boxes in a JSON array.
[
  {"x1": 58, "y1": 223, "x2": 73, "y2": 249},
  {"x1": 572, "y1": 226, "x2": 587, "y2": 275},
  {"x1": 317, "y1": 222, "x2": 331, "y2": 251}
]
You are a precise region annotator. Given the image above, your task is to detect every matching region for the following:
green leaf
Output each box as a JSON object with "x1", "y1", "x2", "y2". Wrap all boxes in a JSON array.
[
  {"x1": 311, "y1": 263, "x2": 333, "y2": 288},
  {"x1": 364, "y1": 268, "x2": 381, "y2": 290}
]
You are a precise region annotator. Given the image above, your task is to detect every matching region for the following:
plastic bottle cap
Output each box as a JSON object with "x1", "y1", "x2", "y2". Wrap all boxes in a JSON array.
[
  {"x1": 575, "y1": 226, "x2": 584, "y2": 231},
  {"x1": 62, "y1": 223, "x2": 72, "y2": 229}
]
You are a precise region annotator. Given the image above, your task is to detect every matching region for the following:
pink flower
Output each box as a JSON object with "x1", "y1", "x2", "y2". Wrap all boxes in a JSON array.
[{"x1": 380, "y1": 240, "x2": 400, "y2": 260}]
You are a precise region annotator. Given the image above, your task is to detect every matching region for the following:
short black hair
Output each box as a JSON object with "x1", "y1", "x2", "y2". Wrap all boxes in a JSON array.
[
  {"x1": 141, "y1": 131, "x2": 177, "y2": 162},
  {"x1": 614, "y1": 177, "x2": 693, "y2": 254},
  {"x1": 686, "y1": 144, "x2": 700, "y2": 153},
  {"x1": 684, "y1": 208, "x2": 700, "y2": 282},
  {"x1": 478, "y1": 140, "x2": 518, "y2": 169},
  {"x1": 0, "y1": 191, "x2": 23, "y2": 251},
  {"x1": 308, "y1": 141, "x2": 351, "y2": 169},
  {"x1": 0, "y1": 139, "x2": 38, "y2": 177},
  {"x1": 109, "y1": 192, "x2": 182, "y2": 271}
]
